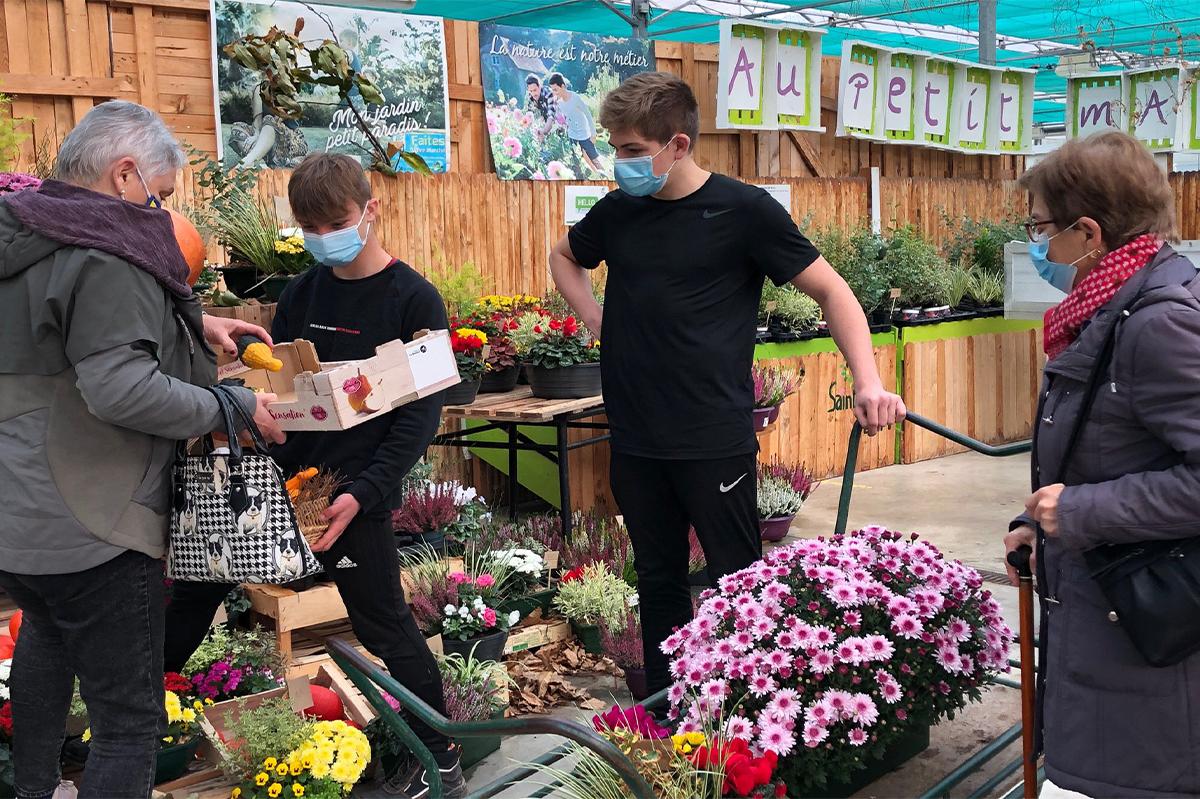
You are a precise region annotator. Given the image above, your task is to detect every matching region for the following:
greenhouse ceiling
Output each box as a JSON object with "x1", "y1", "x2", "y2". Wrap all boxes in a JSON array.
[{"x1": 400, "y1": 1, "x2": 1200, "y2": 125}]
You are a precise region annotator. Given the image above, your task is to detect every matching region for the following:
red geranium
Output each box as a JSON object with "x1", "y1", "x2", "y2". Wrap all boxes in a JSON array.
[
  {"x1": 164, "y1": 671, "x2": 192, "y2": 694},
  {"x1": 691, "y1": 739, "x2": 777, "y2": 797},
  {"x1": 0, "y1": 701, "x2": 12, "y2": 738}
]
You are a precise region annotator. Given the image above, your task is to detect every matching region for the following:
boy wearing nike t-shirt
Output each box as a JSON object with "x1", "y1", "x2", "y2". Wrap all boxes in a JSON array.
[
  {"x1": 165, "y1": 155, "x2": 465, "y2": 798},
  {"x1": 550, "y1": 72, "x2": 907, "y2": 695}
]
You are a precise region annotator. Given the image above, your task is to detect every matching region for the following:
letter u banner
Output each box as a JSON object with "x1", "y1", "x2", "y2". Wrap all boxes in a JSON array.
[{"x1": 834, "y1": 40, "x2": 1034, "y2": 155}]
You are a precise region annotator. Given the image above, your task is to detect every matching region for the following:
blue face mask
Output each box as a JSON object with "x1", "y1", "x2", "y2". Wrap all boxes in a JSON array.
[
  {"x1": 303, "y1": 208, "x2": 369, "y2": 267},
  {"x1": 1029, "y1": 220, "x2": 1090, "y2": 294},
  {"x1": 614, "y1": 139, "x2": 677, "y2": 197}
]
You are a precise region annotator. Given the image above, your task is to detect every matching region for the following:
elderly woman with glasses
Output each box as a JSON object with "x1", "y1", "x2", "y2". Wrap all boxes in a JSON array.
[
  {"x1": 0, "y1": 100, "x2": 284, "y2": 799},
  {"x1": 1004, "y1": 132, "x2": 1200, "y2": 798}
]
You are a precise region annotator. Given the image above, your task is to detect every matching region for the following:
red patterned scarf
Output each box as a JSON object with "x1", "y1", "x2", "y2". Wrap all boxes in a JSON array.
[{"x1": 1043, "y1": 234, "x2": 1161, "y2": 360}]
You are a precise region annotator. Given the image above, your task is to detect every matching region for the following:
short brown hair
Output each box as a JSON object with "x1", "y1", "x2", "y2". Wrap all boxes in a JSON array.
[
  {"x1": 1018, "y1": 132, "x2": 1177, "y2": 248},
  {"x1": 288, "y1": 154, "x2": 372, "y2": 225},
  {"x1": 600, "y1": 71, "x2": 700, "y2": 150}
]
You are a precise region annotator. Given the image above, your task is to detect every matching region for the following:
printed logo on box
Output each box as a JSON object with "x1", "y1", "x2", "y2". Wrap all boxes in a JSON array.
[{"x1": 311, "y1": 406, "x2": 328, "y2": 422}]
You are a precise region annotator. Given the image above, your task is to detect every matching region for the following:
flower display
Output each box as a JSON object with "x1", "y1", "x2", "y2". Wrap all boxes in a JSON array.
[
  {"x1": 756, "y1": 461, "x2": 816, "y2": 520},
  {"x1": 183, "y1": 626, "x2": 285, "y2": 703},
  {"x1": 482, "y1": 548, "x2": 545, "y2": 594},
  {"x1": 752, "y1": 364, "x2": 801, "y2": 410},
  {"x1": 232, "y1": 720, "x2": 370, "y2": 799},
  {"x1": 192, "y1": 659, "x2": 280, "y2": 702},
  {"x1": 450, "y1": 327, "x2": 489, "y2": 382},
  {"x1": 509, "y1": 310, "x2": 599, "y2": 369},
  {"x1": 663, "y1": 527, "x2": 1012, "y2": 793},
  {"x1": 271, "y1": 233, "x2": 316, "y2": 275},
  {"x1": 553, "y1": 563, "x2": 636, "y2": 632},
  {"x1": 592, "y1": 703, "x2": 669, "y2": 740},
  {"x1": 441, "y1": 591, "x2": 520, "y2": 642},
  {"x1": 0, "y1": 173, "x2": 41, "y2": 194},
  {"x1": 392, "y1": 479, "x2": 491, "y2": 550}
]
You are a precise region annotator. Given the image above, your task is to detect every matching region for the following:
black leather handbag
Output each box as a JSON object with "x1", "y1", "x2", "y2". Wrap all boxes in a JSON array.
[{"x1": 1058, "y1": 300, "x2": 1200, "y2": 667}]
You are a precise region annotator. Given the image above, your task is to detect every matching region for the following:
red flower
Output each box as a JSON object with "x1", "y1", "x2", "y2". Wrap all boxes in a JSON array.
[
  {"x1": 549, "y1": 319, "x2": 562, "y2": 332},
  {"x1": 691, "y1": 739, "x2": 776, "y2": 797},
  {"x1": 561, "y1": 567, "x2": 586, "y2": 583},
  {"x1": 164, "y1": 671, "x2": 192, "y2": 694},
  {"x1": 563, "y1": 316, "x2": 579, "y2": 336},
  {"x1": 0, "y1": 701, "x2": 12, "y2": 738}
]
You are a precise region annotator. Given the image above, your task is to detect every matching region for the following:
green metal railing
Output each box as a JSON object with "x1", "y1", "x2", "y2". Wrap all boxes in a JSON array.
[{"x1": 328, "y1": 638, "x2": 658, "y2": 798}]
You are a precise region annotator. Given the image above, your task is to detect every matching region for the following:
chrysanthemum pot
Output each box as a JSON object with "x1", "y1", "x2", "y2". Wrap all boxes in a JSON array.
[
  {"x1": 443, "y1": 377, "x2": 481, "y2": 406},
  {"x1": 441, "y1": 629, "x2": 508, "y2": 663},
  {"x1": 753, "y1": 405, "x2": 781, "y2": 431},
  {"x1": 480, "y1": 365, "x2": 520, "y2": 394},
  {"x1": 787, "y1": 722, "x2": 931, "y2": 798},
  {"x1": 525, "y1": 363, "x2": 602, "y2": 400},
  {"x1": 154, "y1": 736, "x2": 203, "y2": 785},
  {"x1": 758, "y1": 514, "x2": 795, "y2": 542}
]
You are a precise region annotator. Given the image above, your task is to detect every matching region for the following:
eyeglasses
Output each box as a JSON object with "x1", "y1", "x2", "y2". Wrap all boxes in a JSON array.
[{"x1": 1023, "y1": 217, "x2": 1057, "y2": 240}]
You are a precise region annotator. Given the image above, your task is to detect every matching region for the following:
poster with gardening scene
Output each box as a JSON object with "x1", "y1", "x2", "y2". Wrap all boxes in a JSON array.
[
  {"x1": 212, "y1": 0, "x2": 450, "y2": 173},
  {"x1": 479, "y1": 23, "x2": 653, "y2": 180}
]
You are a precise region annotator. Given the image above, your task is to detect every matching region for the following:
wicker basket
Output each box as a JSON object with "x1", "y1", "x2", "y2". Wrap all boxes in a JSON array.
[{"x1": 295, "y1": 498, "x2": 331, "y2": 547}]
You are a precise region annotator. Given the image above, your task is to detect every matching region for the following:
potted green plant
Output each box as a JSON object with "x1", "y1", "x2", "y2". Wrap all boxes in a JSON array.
[
  {"x1": 752, "y1": 364, "x2": 801, "y2": 431},
  {"x1": 512, "y1": 311, "x2": 601, "y2": 399},
  {"x1": 600, "y1": 609, "x2": 648, "y2": 701},
  {"x1": 486, "y1": 548, "x2": 552, "y2": 623},
  {"x1": 554, "y1": 563, "x2": 636, "y2": 654},
  {"x1": 880, "y1": 226, "x2": 952, "y2": 320},
  {"x1": 445, "y1": 326, "x2": 489, "y2": 406},
  {"x1": 814, "y1": 225, "x2": 890, "y2": 325},
  {"x1": 756, "y1": 460, "x2": 816, "y2": 542},
  {"x1": 759, "y1": 281, "x2": 821, "y2": 342}
]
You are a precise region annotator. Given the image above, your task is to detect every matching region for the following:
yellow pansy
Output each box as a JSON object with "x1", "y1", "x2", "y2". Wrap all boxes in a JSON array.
[
  {"x1": 263, "y1": 757, "x2": 278, "y2": 770},
  {"x1": 291, "y1": 785, "x2": 305, "y2": 798},
  {"x1": 231, "y1": 789, "x2": 242, "y2": 799},
  {"x1": 82, "y1": 728, "x2": 91, "y2": 743},
  {"x1": 267, "y1": 783, "x2": 282, "y2": 799},
  {"x1": 205, "y1": 698, "x2": 214, "y2": 706},
  {"x1": 255, "y1": 772, "x2": 270, "y2": 787},
  {"x1": 275, "y1": 763, "x2": 289, "y2": 777},
  {"x1": 193, "y1": 700, "x2": 205, "y2": 712},
  {"x1": 290, "y1": 761, "x2": 304, "y2": 776}
]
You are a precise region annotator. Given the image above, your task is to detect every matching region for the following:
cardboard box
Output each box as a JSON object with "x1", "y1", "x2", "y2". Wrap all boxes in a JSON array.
[{"x1": 220, "y1": 330, "x2": 460, "y2": 431}]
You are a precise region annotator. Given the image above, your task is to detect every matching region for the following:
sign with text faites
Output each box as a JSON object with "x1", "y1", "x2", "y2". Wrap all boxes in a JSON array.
[
  {"x1": 835, "y1": 42, "x2": 1034, "y2": 154},
  {"x1": 716, "y1": 19, "x2": 824, "y2": 131}
]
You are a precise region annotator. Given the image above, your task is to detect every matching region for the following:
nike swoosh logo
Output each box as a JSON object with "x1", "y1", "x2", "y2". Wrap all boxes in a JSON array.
[
  {"x1": 703, "y1": 208, "x2": 733, "y2": 219},
  {"x1": 719, "y1": 473, "x2": 748, "y2": 493}
]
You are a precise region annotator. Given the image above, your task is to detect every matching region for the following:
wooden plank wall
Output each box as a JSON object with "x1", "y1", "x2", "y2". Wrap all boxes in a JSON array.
[{"x1": 2, "y1": 4, "x2": 1024, "y2": 181}]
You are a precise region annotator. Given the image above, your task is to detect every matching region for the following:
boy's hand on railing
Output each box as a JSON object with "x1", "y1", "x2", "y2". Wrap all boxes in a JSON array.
[{"x1": 853, "y1": 382, "x2": 907, "y2": 436}]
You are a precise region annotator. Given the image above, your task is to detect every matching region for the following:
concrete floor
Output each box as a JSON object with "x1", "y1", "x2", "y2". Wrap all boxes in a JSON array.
[{"x1": 383, "y1": 452, "x2": 1037, "y2": 798}]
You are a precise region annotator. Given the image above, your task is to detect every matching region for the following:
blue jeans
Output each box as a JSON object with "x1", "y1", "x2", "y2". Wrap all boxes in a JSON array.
[{"x1": 0, "y1": 551, "x2": 165, "y2": 799}]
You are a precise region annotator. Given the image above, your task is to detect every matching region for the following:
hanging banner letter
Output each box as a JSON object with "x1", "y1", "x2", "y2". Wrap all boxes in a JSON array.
[
  {"x1": 884, "y1": 51, "x2": 916, "y2": 142},
  {"x1": 1068, "y1": 74, "x2": 1125, "y2": 138},
  {"x1": 773, "y1": 27, "x2": 824, "y2": 131},
  {"x1": 1128, "y1": 68, "x2": 1181, "y2": 151},
  {"x1": 717, "y1": 20, "x2": 767, "y2": 129}
]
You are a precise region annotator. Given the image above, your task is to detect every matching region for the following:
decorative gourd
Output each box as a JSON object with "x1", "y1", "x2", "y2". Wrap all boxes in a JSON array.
[
  {"x1": 168, "y1": 208, "x2": 206, "y2": 286},
  {"x1": 236, "y1": 334, "x2": 283, "y2": 372}
]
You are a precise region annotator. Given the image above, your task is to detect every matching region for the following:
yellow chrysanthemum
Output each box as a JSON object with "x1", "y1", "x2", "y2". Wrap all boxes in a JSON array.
[
  {"x1": 182, "y1": 708, "x2": 196, "y2": 723},
  {"x1": 330, "y1": 762, "x2": 354, "y2": 783},
  {"x1": 315, "y1": 744, "x2": 336, "y2": 765},
  {"x1": 291, "y1": 784, "x2": 305, "y2": 798},
  {"x1": 342, "y1": 785, "x2": 354, "y2": 795},
  {"x1": 267, "y1": 783, "x2": 282, "y2": 799},
  {"x1": 82, "y1": 728, "x2": 91, "y2": 743},
  {"x1": 310, "y1": 760, "x2": 330, "y2": 780},
  {"x1": 255, "y1": 773, "x2": 270, "y2": 787}
]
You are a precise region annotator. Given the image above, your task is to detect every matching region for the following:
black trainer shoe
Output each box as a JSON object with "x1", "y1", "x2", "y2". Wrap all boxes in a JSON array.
[{"x1": 382, "y1": 750, "x2": 466, "y2": 799}]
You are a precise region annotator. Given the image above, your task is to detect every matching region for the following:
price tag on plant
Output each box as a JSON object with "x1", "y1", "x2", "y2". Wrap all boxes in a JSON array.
[
  {"x1": 889, "y1": 287, "x2": 902, "y2": 299},
  {"x1": 765, "y1": 301, "x2": 778, "y2": 312}
]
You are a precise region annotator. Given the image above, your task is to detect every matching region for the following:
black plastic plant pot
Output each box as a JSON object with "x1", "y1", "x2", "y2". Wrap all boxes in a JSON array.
[
  {"x1": 444, "y1": 378, "x2": 481, "y2": 406},
  {"x1": 480, "y1": 365, "x2": 520, "y2": 394},
  {"x1": 525, "y1": 363, "x2": 602, "y2": 399}
]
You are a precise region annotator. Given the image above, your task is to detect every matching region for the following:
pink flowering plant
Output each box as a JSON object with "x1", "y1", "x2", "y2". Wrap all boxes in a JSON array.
[
  {"x1": 440, "y1": 572, "x2": 521, "y2": 642},
  {"x1": 0, "y1": 173, "x2": 41, "y2": 194},
  {"x1": 662, "y1": 527, "x2": 1013, "y2": 794}
]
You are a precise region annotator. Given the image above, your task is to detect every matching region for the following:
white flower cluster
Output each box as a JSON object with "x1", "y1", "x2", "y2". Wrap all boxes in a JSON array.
[{"x1": 488, "y1": 548, "x2": 544, "y2": 577}]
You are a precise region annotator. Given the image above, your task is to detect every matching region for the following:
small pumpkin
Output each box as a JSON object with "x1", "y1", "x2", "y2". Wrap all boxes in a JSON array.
[
  {"x1": 237, "y1": 335, "x2": 283, "y2": 372},
  {"x1": 168, "y1": 208, "x2": 206, "y2": 286}
]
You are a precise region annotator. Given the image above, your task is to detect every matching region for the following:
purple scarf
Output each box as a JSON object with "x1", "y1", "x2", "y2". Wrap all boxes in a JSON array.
[{"x1": 5, "y1": 179, "x2": 192, "y2": 298}]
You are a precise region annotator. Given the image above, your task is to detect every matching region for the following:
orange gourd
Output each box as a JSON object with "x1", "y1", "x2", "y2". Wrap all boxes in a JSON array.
[
  {"x1": 169, "y1": 208, "x2": 206, "y2": 286},
  {"x1": 8, "y1": 610, "x2": 20, "y2": 642}
]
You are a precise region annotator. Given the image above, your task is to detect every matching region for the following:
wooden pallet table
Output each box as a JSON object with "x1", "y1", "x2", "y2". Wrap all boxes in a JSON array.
[{"x1": 434, "y1": 388, "x2": 609, "y2": 540}]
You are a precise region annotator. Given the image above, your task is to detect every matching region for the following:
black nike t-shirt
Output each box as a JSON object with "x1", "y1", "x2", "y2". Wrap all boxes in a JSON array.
[{"x1": 567, "y1": 173, "x2": 820, "y2": 459}]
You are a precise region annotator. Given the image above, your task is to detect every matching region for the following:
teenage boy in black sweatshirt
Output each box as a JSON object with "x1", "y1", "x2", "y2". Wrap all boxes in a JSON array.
[{"x1": 164, "y1": 154, "x2": 465, "y2": 798}]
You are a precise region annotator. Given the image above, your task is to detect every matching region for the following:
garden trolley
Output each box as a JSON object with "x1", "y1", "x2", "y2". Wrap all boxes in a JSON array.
[{"x1": 329, "y1": 412, "x2": 1041, "y2": 799}]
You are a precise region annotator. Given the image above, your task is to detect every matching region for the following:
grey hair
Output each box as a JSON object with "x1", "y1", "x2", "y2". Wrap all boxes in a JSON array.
[{"x1": 54, "y1": 100, "x2": 186, "y2": 185}]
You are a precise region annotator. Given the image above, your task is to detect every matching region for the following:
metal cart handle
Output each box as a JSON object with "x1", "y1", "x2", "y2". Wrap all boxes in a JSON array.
[
  {"x1": 835, "y1": 411, "x2": 1032, "y2": 536},
  {"x1": 328, "y1": 638, "x2": 657, "y2": 799}
]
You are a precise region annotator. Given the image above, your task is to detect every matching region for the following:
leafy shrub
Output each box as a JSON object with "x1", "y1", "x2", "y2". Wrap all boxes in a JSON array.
[
  {"x1": 941, "y1": 214, "x2": 1023, "y2": 275},
  {"x1": 880, "y1": 226, "x2": 951, "y2": 308},
  {"x1": 813, "y1": 225, "x2": 889, "y2": 314},
  {"x1": 759, "y1": 281, "x2": 820, "y2": 330}
]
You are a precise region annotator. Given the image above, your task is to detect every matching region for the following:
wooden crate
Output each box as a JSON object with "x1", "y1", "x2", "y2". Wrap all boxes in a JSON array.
[
  {"x1": 505, "y1": 620, "x2": 571, "y2": 654},
  {"x1": 203, "y1": 301, "x2": 278, "y2": 331},
  {"x1": 899, "y1": 320, "x2": 1043, "y2": 464}
]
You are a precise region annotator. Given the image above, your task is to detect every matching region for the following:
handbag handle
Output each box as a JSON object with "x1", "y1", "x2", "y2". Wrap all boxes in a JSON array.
[
  {"x1": 208, "y1": 385, "x2": 245, "y2": 464},
  {"x1": 213, "y1": 383, "x2": 272, "y2": 453}
]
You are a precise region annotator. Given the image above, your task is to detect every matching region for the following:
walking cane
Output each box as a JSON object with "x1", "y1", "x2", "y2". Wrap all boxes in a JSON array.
[{"x1": 1006, "y1": 544, "x2": 1037, "y2": 799}]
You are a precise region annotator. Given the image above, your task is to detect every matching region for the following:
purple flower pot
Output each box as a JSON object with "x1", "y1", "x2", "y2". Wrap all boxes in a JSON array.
[
  {"x1": 624, "y1": 667, "x2": 650, "y2": 702},
  {"x1": 759, "y1": 515, "x2": 795, "y2": 542},
  {"x1": 753, "y1": 405, "x2": 781, "y2": 431}
]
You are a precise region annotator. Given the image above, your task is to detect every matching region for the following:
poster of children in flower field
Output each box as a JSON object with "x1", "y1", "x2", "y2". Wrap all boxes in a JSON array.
[
  {"x1": 479, "y1": 23, "x2": 653, "y2": 181},
  {"x1": 213, "y1": 0, "x2": 450, "y2": 173}
]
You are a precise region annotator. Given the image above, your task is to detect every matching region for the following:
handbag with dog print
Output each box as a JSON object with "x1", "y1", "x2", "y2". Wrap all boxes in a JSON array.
[{"x1": 167, "y1": 385, "x2": 322, "y2": 584}]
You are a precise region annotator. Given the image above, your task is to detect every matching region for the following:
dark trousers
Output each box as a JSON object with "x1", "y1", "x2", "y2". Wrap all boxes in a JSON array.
[
  {"x1": 164, "y1": 511, "x2": 450, "y2": 753},
  {"x1": 609, "y1": 451, "x2": 761, "y2": 695},
  {"x1": 0, "y1": 551, "x2": 166, "y2": 799}
]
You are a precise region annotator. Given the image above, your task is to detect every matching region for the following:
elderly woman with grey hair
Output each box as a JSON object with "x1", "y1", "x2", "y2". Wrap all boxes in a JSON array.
[{"x1": 0, "y1": 100, "x2": 284, "y2": 799}]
